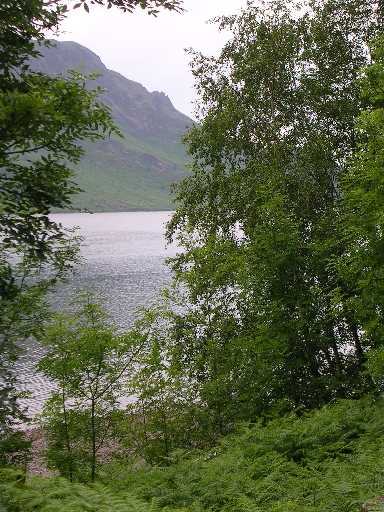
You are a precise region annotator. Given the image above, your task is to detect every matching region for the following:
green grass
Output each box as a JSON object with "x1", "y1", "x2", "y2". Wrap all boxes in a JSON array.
[
  {"x1": 117, "y1": 132, "x2": 188, "y2": 170},
  {"x1": 71, "y1": 164, "x2": 176, "y2": 212},
  {"x1": 62, "y1": 132, "x2": 190, "y2": 212}
]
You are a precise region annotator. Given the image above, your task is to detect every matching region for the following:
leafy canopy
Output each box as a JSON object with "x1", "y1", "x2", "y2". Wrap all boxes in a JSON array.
[
  {"x1": 71, "y1": 0, "x2": 183, "y2": 14},
  {"x1": 132, "y1": 0, "x2": 384, "y2": 446}
]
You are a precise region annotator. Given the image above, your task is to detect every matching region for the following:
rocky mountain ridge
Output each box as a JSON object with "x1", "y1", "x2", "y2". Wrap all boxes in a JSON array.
[{"x1": 30, "y1": 41, "x2": 192, "y2": 211}]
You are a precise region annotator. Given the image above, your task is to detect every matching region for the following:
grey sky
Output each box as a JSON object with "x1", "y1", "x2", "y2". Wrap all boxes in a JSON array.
[{"x1": 58, "y1": 0, "x2": 247, "y2": 118}]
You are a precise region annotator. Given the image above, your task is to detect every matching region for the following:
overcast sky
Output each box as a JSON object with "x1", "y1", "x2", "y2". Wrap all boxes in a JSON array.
[{"x1": 58, "y1": 0, "x2": 247, "y2": 118}]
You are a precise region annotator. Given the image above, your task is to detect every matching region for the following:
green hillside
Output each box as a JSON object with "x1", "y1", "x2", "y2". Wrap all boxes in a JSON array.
[{"x1": 30, "y1": 41, "x2": 192, "y2": 211}]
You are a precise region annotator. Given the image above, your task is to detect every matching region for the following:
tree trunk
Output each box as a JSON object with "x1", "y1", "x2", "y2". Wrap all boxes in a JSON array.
[
  {"x1": 350, "y1": 322, "x2": 364, "y2": 367},
  {"x1": 378, "y1": 0, "x2": 384, "y2": 28},
  {"x1": 62, "y1": 387, "x2": 73, "y2": 482},
  {"x1": 91, "y1": 398, "x2": 96, "y2": 482},
  {"x1": 162, "y1": 409, "x2": 170, "y2": 459},
  {"x1": 327, "y1": 329, "x2": 343, "y2": 374}
]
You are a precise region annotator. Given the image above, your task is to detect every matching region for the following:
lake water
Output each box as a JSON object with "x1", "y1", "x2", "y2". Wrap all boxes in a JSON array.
[{"x1": 16, "y1": 211, "x2": 177, "y2": 417}]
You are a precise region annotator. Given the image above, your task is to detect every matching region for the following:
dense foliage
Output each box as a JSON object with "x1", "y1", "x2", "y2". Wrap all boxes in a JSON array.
[
  {"x1": 337, "y1": 34, "x2": 384, "y2": 373},
  {"x1": 144, "y1": 0, "x2": 384, "y2": 442},
  {"x1": 0, "y1": 468, "x2": 154, "y2": 512},
  {"x1": 3, "y1": 397, "x2": 384, "y2": 511},
  {"x1": 107, "y1": 397, "x2": 384, "y2": 512}
]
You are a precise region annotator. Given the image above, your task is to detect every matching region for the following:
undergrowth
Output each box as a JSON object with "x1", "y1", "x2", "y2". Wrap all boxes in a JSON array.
[{"x1": 2, "y1": 397, "x2": 384, "y2": 511}]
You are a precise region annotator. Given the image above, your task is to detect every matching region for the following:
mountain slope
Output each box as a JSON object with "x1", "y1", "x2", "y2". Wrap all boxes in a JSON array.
[{"x1": 30, "y1": 41, "x2": 192, "y2": 211}]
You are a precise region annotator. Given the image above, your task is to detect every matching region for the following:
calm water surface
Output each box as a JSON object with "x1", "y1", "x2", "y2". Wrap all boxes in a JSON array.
[{"x1": 17, "y1": 211, "x2": 177, "y2": 416}]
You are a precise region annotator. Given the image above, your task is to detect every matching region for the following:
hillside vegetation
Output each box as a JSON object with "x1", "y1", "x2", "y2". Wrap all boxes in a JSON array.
[{"x1": 2, "y1": 397, "x2": 384, "y2": 511}]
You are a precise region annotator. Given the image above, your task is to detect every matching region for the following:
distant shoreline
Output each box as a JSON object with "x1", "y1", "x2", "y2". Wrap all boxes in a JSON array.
[{"x1": 51, "y1": 208, "x2": 175, "y2": 214}]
